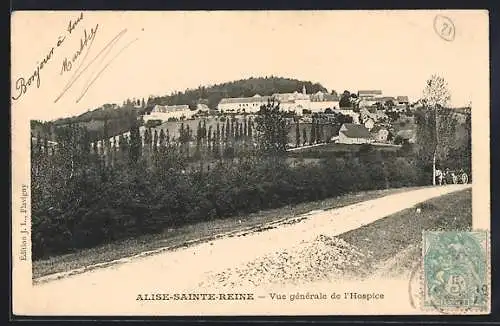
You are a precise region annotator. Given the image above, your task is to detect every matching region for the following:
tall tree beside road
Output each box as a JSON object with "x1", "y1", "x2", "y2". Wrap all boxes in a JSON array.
[
  {"x1": 417, "y1": 75, "x2": 454, "y2": 185},
  {"x1": 422, "y1": 75, "x2": 451, "y2": 107}
]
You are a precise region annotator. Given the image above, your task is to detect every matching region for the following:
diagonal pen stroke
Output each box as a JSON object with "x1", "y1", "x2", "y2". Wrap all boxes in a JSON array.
[
  {"x1": 75, "y1": 37, "x2": 139, "y2": 103},
  {"x1": 79, "y1": 32, "x2": 121, "y2": 98},
  {"x1": 54, "y1": 28, "x2": 128, "y2": 103}
]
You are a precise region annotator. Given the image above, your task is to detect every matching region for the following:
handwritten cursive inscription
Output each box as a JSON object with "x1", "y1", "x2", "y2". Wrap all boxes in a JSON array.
[
  {"x1": 68, "y1": 12, "x2": 84, "y2": 34},
  {"x1": 11, "y1": 35, "x2": 66, "y2": 101},
  {"x1": 11, "y1": 12, "x2": 84, "y2": 102},
  {"x1": 54, "y1": 28, "x2": 140, "y2": 103},
  {"x1": 60, "y1": 24, "x2": 99, "y2": 75}
]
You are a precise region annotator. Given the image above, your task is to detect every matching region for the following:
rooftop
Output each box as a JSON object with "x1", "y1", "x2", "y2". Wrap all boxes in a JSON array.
[
  {"x1": 310, "y1": 93, "x2": 340, "y2": 101},
  {"x1": 340, "y1": 123, "x2": 373, "y2": 139},
  {"x1": 370, "y1": 125, "x2": 388, "y2": 133},
  {"x1": 358, "y1": 90, "x2": 383, "y2": 96},
  {"x1": 152, "y1": 104, "x2": 190, "y2": 112},
  {"x1": 219, "y1": 96, "x2": 271, "y2": 105},
  {"x1": 397, "y1": 129, "x2": 417, "y2": 139}
]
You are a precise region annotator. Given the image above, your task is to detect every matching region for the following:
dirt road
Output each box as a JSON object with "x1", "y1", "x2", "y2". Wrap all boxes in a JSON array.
[{"x1": 25, "y1": 184, "x2": 470, "y2": 315}]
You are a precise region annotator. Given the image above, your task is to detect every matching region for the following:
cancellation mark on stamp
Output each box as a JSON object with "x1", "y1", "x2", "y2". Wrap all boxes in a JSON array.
[{"x1": 422, "y1": 231, "x2": 489, "y2": 313}]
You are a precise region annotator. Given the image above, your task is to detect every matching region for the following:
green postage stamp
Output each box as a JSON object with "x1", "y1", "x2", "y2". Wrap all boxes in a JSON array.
[{"x1": 422, "y1": 231, "x2": 490, "y2": 312}]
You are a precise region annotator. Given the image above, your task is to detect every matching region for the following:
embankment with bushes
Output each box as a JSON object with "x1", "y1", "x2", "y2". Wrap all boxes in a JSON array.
[{"x1": 31, "y1": 137, "x2": 426, "y2": 260}]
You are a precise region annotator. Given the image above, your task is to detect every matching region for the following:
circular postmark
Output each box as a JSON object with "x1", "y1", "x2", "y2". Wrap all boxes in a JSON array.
[
  {"x1": 433, "y1": 15, "x2": 456, "y2": 42},
  {"x1": 409, "y1": 260, "x2": 473, "y2": 315},
  {"x1": 408, "y1": 260, "x2": 421, "y2": 310}
]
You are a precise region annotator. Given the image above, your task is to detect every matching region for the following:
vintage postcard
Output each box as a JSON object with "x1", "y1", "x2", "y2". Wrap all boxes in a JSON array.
[{"x1": 11, "y1": 10, "x2": 490, "y2": 316}]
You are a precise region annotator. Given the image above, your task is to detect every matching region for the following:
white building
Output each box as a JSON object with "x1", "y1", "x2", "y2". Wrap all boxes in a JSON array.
[
  {"x1": 143, "y1": 104, "x2": 195, "y2": 122},
  {"x1": 217, "y1": 94, "x2": 270, "y2": 113},
  {"x1": 272, "y1": 86, "x2": 311, "y2": 114},
  {"x1": 358, "y1": 99, "x2": 379, "y2": 108},
  {"x1": 218, "y1": 86, "x2": 342, "y2": 116},
  {"x1": 357, "y1": 90, "x2": 383, "y2": 100},
  {"x1": 338, "y1": 123, "x2": 374, "y2": 144},
  {"x1": 389, "y1": 104, "x2": 408, "y2": 113},
  {"x1": 196, "y1": 103, "x2": 210, "y2": 111},
  {"x1": 363, "y1": 117, "x2": 375, "y2": 131},
  {"x1": 309, "y1": 91, "x2": 340, "y2": 112},
  {"x1": 396, "y1": 96, "x2": 409, "y2": 105}
]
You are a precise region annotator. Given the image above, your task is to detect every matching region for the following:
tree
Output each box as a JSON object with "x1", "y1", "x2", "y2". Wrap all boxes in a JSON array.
[
  {"x1": 339, "y1": 90, "x2": 352, "y2": 108},
  {"x1": 422, "y1": 75, "x2": 451, "y2": 108},
  {"x1": 417, "y1": 75, "x2": 454, "y2": 185},
  {"x1": 334, "y1": 112, "x2": 353, "y2": 125},
  {"x1": 350, "y1": 93, "x2": 360, "y2": 112},
  {"x1": 248, "y1": 118, "x2": 253, "y2": 140},
  {"x1": 385, "y1": 100, "x2": 395, "y2": 109},
  {"x1": 225, "y1": 119, "x2": 230, "y2": 141},
  {"x1": 254, "y1": 99, "x2": 289, "y2": 157},
  {"x1": 243, "y1": 119, "x2": 248, "y2": 140},
  {"x1": 295, "y1": 121, "x2": 300, "y2": 147},
  {"x1": 166, "y1": 129, "x2": 173, "y2": 144},
  {"x1": 230, "y1": 119, "x2": 235, "y2": 140},
  {"x1": 207, "y1": 125, "x2": 213, "y2": 154},
  {"x1": 215, "y1": 122, "x2": 221, "y2": 158},
  {"x1": 156, "y1": 129, "x2": 165, "y2": 158},
  {"x1": 153, "y1": 129, "x2": 158, "y2": 153},
  {"x1": 319, "y1": 124, "x2": 325, "y2": 143},
  {"x1": 144, "y1": 128, "x2": 152, "y2": 151},
  {"x1": 393, "y1": 135, "x2": 404, "y2": 145},
  {"x1": 128, "y1": 122, "x2": 142, "y2": 166},
  {"x1": 302, "y1": 128, "x2": 307, "y2": 146},
  {"x1": 386, "y1": 111, "x2": 400, "y2": 123},
  {"x1": 310, "y1": 119, "x2": 316, "y2": 145},
  {"x1": 196, "y1": 120, "x2": 203, "y2": 155},
  {"x1": 316, "y1": 122, "x2": 322, "y2": 143}
]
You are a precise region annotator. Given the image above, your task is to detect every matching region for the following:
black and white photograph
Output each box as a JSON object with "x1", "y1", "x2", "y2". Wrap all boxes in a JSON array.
[{"x1": 11, "y1": 10, "x2": 490, "y2": 315}]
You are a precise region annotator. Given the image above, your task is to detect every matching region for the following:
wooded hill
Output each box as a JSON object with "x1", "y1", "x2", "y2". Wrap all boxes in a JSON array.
[{"x1": 146, "y1": 76, "x2": 328, "y2": 111}]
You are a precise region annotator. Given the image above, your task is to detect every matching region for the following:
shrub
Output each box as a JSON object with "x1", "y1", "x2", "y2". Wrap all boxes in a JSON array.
[{"x1": 31, "y1": 130, "x2": 431, "y2": 259}]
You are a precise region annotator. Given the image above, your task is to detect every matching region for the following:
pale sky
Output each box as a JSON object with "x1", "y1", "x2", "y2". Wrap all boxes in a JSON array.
[{"x1": 11, "y1": 10, "x2": 489, "y2": 121}]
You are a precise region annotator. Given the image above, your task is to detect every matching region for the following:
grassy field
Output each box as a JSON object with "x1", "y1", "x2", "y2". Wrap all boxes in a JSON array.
[
  {"x1": 33, "y1": 186, "x2": 425, "y2": 280},
  {"x1": 148, "y1": 116, "x2": 258, "y2": 140},
  {"x1": 337, "y1": 188, "x2": 472, "y2": 279},
  {"x1": 286, "y1": 123, "x2": 339, "y2": 145},
  {"x1": 288, "y1": 142, "x2": 401, "y2": 157}
]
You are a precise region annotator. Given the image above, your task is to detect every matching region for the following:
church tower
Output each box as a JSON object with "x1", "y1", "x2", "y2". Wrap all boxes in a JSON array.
[{"x1": 302, "y1": 85, "x2": 306, "y2": 95}]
